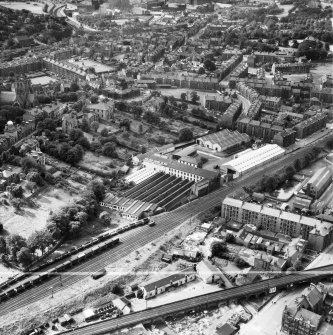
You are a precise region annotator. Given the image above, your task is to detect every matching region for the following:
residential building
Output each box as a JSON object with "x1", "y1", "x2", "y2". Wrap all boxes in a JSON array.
[
  {"x1": 293, "y1": 113, "x2": 327, "y2": 139},
  {"x1": 220, "y1": 101, "x2": 242, "y2": 129},
  {"x1": 86, "y1": 101, "x2": 114, "y2": 121},
  {"x1": 62, "y1": 112, "x2": 78, "y2": 133},
  {"x1": 281, "y1": 283, "x2": 327, "y2": 335},
  {"x1": 272, "y1": 62, "x2": 311, "y2": 75},
  {"x1": 272, "y1": 129, "x2": 296, "y2": 147},
  {"x1": 221, "y1": 197, "x2": 333, "y2": 248},
  {"x1": 308, "y1": 222, "x2": 333, "y2": 252},
  {"x1": 203, "y1": 94, "x2": 232, "y2": 112}
]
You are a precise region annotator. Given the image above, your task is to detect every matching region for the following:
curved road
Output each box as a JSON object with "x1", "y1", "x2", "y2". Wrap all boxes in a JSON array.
[{"x1": 0, "y1": 134, "x2": 331, "y2": 318}]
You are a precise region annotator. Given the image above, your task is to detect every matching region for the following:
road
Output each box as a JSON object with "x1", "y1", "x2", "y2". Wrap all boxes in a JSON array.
[
  {"x1": 0, "y1": 134, "x2": 331, "y2": 318},
  {"x1": 58, "y1": 264, "x2": 333, "y2": 335}
]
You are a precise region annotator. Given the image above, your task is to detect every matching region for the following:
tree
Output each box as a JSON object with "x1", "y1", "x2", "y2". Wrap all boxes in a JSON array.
[
  {"x1": 21, "y1": 157, "x2": 44, "y2": 174},
  {"x1": 91, "y1": 121, "x2": 99, "y2": 133},
  {"x1": 0, "y1": 236, "x2": 6, "y2": 254},
  {"x1": 102, "y1": 142, "x2": 118, "y2": 158},
  {"x1": 293, "y1": 158, "x2": 302, "y2": 172},
  {"x1": 26, "y1": 171, "x2": 44, "y2": 186},
  {"x1": 211, "y1": 241, "x2": 228, "y2": 258},
  {"x1": 11, "y1": 185, "x2": 23, "y2": 198},
  {"x1": 198, "y1": 67, "x2": 205, "y2": 75},
  {"x1": 69, "y1": 129, "x2": 84, "y2": 142},
  {"x1": 204, "y1": 59, "x2": 216, "y2": 71},
  {"x1": 99, "y1": 211, "x2": 110, "y2": 224},
  {"x1": 70, "y1": 82, "x2": 80, "y2": 92},
  {"x1": 100, "y1": 128, "x2": 109, "y2": 137},
  {"x1": 17, "y1": 247, "x2": 33, "y2": 267},
  {"x1": 180, "y1": 93, "x2": 187, "y2": 101},
  {"x1": 69, "y1": 221, "x2": 81, "y2": 236},
  {"x1": 88, "y1": 181, "x2": 105, "y2": 202},
  {"x1": 91, "y1": 95, "x2": 99, "y2": 104},
  {"x1": 119, "y1": 119, "x2": 131, "y2": 131},
  {"x1": 190, "y1": 91, "x2": 199, "y2": 103},
  {"x1": 178, "y1": 128, "x2": 194, "y2": 142},
  {"x1": 81, "y1": 118, "x2": 90, "y2": 132},
  {"x1": 75, "y1": 212, "x2": 88, "y2": 225},
  {"x1": 285, "y1": 166, "x2": 295, "y2": 180},
  {"x1": 28, "y1": 230, "x2": 53, "y2": 255},
  {"x1": 76, "y1": 136, "x2": 90, "y2": 149},
  {"x1": 6, "y1": 234, "x2": 27, "y2": 256}
]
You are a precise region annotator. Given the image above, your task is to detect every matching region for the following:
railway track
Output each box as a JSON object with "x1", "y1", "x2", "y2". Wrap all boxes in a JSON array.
[
  {"x1": 58, "y1": 264, "x2": 333, "y2": 335},
  {"x1": 0, "y1": 134, "x2": 330, "y2": 317}
]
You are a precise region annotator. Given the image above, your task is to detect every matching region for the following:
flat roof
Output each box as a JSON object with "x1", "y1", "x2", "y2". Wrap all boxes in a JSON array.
[
  {"x1": 223, "y1": 197, "x2": 243, "y2": 208},
  {"x1": 261, "y1": 207, "x2": 281, "y2": 217}
]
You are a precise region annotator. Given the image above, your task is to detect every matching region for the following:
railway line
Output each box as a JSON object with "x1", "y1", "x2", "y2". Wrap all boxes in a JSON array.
[
  {"x1": 0, "y1": 134, "x2": 330, "y2": 318},
  {"x1": 58, "y1": 264, "x2": 333, "y2": 335}
]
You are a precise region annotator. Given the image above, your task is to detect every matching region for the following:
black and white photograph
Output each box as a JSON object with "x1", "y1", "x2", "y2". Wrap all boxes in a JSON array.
[{"x1": 0, "y1": 0, "x2": 332, "y2": 334}]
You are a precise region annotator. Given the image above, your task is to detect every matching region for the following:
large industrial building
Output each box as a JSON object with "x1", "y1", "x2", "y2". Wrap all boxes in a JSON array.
[
  {"x1": 305, "y1": 167, "x2": 332, "y2": 199},
  {"x1": 221, "y1": 197, "x2": 333, "y2": 251},
  {"x1": 221, "y1": 144, "x2": 285, "y2": 177},
  {"x1": 196, "y1": 129, "x2": 250, "y2": 153},
  {"x1": 100, "y1": 153, "x2": 220, "y2": 220}
]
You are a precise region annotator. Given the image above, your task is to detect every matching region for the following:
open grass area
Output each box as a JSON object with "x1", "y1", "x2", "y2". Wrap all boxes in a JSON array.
[{"x1": 0, "y1": 188, "x2": 79, "y2": 240}]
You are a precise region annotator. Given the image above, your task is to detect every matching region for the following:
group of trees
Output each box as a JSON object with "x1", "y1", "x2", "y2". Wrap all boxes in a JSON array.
[
  {"x1": 0, "y1": 7, "x2": 72, "y2": 49},
  {"x1": 40, "y1": 129, "x2": 89, "y2": 165},
  {"x1": 254, "y1": 147, "x2": 322, "y2": 193},
  {"x1": 210, "y1": 241, "x2": 250, "y2": 269},
  {"x1": 0, "y1": 181, "x2": 106, "y2": 267},
  {"x1": 46, "y1": 181, "x2": 104, "y2": 242},
  {"x1": 178, "y1": 128, "x2": 194, "y2": 142},
  {"x1": 0, "y1": 234, "x2": 33, "y2": 267},
  {"x1": 0, "y1": 105, "x2": 25, "y2": 133}
]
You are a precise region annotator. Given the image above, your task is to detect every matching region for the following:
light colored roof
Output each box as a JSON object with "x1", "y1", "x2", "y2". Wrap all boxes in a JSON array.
[
  {"x1": 144, "y1": 154, "x2": 219, "y2": 180},
  {"x1": 300, "y1": 216, "x2": 319, "y2": 227},
  {"x1": 223, "y1": 197, "x2": 243, "y2": 208},
  {"x1": 280, "y1": 211, "x2": 300, "y2": 223},
  {"x1": 222, "y1": 144, "x2": 285, "y2": 174},
  {"x1": 242, "y1": 202, "x2": 261, "y2": 213},
  {"x1": 307, "y1": 167, "x2": 332, "y2": 191},
  {"x1": 261, "y1": 207, "x2": 280, "y2": 217}
]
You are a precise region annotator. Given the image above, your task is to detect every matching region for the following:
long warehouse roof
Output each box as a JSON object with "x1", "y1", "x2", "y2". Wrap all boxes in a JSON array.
[{"x1": 222, "y1": 144, "x2": 286, "y2": 174}]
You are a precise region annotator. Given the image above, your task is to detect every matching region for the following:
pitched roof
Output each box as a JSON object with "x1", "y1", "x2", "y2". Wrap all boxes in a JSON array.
[{"x1": 141, "y1": 272, "x2": 192, "y2": 292}]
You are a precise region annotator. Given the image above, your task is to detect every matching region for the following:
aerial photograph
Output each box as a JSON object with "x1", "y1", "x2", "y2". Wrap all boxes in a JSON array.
[{"x1": 0, "y1": 0, "x2": 332, "y2": 334}]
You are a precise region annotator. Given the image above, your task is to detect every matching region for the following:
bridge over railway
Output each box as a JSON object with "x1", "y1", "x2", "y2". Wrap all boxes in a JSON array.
[{"x1": 59, "y1": 264, "x2": 333, "y2": 335}]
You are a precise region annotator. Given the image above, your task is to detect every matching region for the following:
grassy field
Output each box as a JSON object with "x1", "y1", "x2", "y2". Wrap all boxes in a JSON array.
[{"x1": 0, "y1": 188, "x2": 79, "y2": 239}]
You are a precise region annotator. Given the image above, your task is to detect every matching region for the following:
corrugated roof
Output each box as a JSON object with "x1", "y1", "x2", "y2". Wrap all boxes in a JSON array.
[{"x1": 222, "y1": 144, "x2": 285, "y2": 174}]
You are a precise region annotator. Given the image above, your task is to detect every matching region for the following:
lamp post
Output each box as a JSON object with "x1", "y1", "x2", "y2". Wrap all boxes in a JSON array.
[{"x1": 51, "y1": 286, "x2": 54, "y2": 298}]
